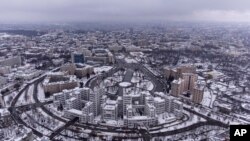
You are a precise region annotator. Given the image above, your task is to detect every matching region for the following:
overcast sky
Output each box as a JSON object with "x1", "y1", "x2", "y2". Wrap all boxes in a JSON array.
[{"x1": 0, "y1": 0, "x2": 250, "y2": 24}]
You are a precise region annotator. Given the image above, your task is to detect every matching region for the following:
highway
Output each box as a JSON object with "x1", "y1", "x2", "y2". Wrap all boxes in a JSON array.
[{"x1": 49, "y1": 117, "x2": 79, "y2": 139}]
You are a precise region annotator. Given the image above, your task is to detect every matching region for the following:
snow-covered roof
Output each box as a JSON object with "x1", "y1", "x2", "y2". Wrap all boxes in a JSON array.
[
  {"x1": 67, "y1": 109, "x2": 83, "y2": 115},
  {"x1": 154, "y1": 97, "x2": 165, "y2": 103},
  {"x1": 0, "y1": 108, "x2": 10, "y2": 116}
]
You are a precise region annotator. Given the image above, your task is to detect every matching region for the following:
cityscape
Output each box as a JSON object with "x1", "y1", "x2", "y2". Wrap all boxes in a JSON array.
[{"x1": 1, "y1": 0, "x2": 250, "y2": 141}]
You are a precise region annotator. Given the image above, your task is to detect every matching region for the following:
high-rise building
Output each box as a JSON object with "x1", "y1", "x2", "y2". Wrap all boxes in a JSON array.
[
  {"x1": 192, "y1": 86, "x2": 204, "y2": 103},
  {"x1": 181, "y1": 73, "x2": 198, "y2": 92},
  {"x1": 171, "y1": 79, "x2": 184, "y2": 97},
  {"x1": 102, "y1": 100, "x2": 118, "y2": 120},
  {"x1": 90, "y1": 88, "x2": 104, "y2": 116},
  {"x1": 168, "y1": 65, "x2": 204, "y2": 104},
  {"x1": 71, "y1": 52, "x2": 85, "y2": 64},
  {"x1": 165, "y1": 96, "x2": 175, "y2": 113},
  {"x1": 154, "y1": 97, "x2": 165, "y2": 115},
  {"x1": 123, "y1": 95, "x2": 132, "y2": 116}
]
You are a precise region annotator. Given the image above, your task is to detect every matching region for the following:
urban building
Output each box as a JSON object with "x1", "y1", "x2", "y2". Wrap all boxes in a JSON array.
[
  {"x1": 71, "y1": 52, "x2": 85, "y2": 64},
  {"x1": 43, "y1": 74, "x2": 78, "y2": 94},
  {"x1": 61, "y1": 63, "x2": 94, "y2": 78},
  {"x1": 0, "y1": 56, "x2": 22, "y2": 67},
  {"x1": 102, "y1": 99, "x2": 118, "y2": 120},
  {"x1": 90, "y1": 88, "x2": 105, "y2": 116},
  {"x1": 169, "y1": 65, "x2": 204, "y2": 104},
  {"x1": 52, "y1": 87, "x2": 94, "y2": 123},
  {"x1": 154, "y1": 97, "x2": 165, "y2": 115}
]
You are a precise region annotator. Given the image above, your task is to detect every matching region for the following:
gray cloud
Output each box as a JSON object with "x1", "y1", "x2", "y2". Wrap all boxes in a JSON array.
[{"x1": 0, "y1": 0, "x2": 250, "y2": 23}]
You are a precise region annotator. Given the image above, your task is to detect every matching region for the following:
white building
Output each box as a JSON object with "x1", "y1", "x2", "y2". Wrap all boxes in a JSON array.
[
  {"x1": 102, "y1": 100, "x2": 118, "y2": 120},
  {"x1": 90, "y1": 88, "x2": 104, "y2": 116},
  {"x1": 154, "y1": 97, "x2": 165, "y2": 115}
]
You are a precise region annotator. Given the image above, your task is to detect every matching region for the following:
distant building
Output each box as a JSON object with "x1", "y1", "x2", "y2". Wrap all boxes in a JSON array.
[
  {"x1": 60, "y1": 63, "x2": 94, "y2": 78},
  {"x1": 0, "y1": 56, "x2": 22, "y2": 67},
  {"x1": 43, "y1": 73, "x2": 78, "y2": 94},
  {"x1": 163, "y1": 64, "x2": 196, "y2": 79},
  {"x1": 71, "y1": 52, "x2": 85, "y2": 64}
]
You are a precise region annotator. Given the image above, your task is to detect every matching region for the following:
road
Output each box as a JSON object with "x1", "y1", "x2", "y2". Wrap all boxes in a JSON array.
[{"x1": 49, "y1": 117, "x2": 79, "y2": 139}]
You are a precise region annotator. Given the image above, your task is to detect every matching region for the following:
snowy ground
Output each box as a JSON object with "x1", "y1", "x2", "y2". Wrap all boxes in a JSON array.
[
  {"x1": 37, "y1": 83, "x2": 45, "y2": 101},
  {"x1": 201, "y1": 90, "x2": 211, "y2": 107},
  {"x1": 16, "y1": 84, "x2": 34, "y2": 106},
  {"x1": 135, "y1": 79, "x2": 154, "y2": 91},
  {"x1": 232, "y1": 94, "x2": 250, "y2": 103},
  {"x1": 124, "y1": 57, "x2": 137, "y2": 63},
  {"x1": 3, "y1": 91, "x2": 17, "y2": 107},
  {"x1": 94, "y1": 66, "x2": 113, "y2": 74},
  {"x1": 157, "y1": 113, "x2": 176, "y2": 124}
]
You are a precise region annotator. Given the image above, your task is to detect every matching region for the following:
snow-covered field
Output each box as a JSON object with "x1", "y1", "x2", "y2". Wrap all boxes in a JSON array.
[
  {"x1": 16, "y1": 84, "x2": 34, "y2": 106},
  {"x1": 201, "y1": 90, "x2": 211, "y2": 107}
]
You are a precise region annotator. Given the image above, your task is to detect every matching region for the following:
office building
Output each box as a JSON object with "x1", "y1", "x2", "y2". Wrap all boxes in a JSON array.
[{"x1": 71, "y1": 52, "x2": 85, "y2": 64}]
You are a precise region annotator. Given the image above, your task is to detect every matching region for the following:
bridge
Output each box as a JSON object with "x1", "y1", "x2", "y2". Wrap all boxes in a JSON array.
[
  {"x1": 10, "y1": 100, "x2": 53, "y2": 112},
  {"x1": 49, "y1": 117, "x2": 79, "y2": 140}
]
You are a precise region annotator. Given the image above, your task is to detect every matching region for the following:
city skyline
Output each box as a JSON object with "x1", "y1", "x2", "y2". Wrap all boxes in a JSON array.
[{"x1": 0, "y1": 0, "x2": 250, "y2": 23}]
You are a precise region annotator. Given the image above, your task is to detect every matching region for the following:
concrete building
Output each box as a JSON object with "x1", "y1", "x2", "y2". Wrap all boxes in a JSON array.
[
  {"x1": 165, "y1": 96, "x2": 175, "y2": 113},
  {"x1": 53, "y1": 87, "x2": 94, "y2": 123},
  {"x1": 53, "y1": 87, "x2": 90, "y2": 108},
  {"x1": 169, "y1": 65, "x2": 204, "y2": 104},
  {"x1": 90, "y1": 88, "x2": 104, "y2": 116},
  {"x1": 60, "y1": 63, "x2": 94, "y2": 78},
  {"x1": 163, "y1": 65, "x2": 196, "y2": 79},
  {"x1": 171, "y1": 79, "x2": 184, "y2": 97},
  {"x1": 176, "y1": 65, "x2": 196, "y2": 78},
  {"x1": 124, "y1": 104, "x2": 157, "y2": 128},
  {"x1": 71, "y1": 52, "x2": 85, "y2": 64},
  {"x1": 43, "y1": 74, "x2": 78, "y2": 94},
  {"x1": 154, "y1": 97, "x2": 165, "y2": 115},
  {"x1": 102, "y1": 100, "x2": 118, "y2": 120},
  {"x1": 181, "y1": 73, "x2": 198, "y2": 92},
  {"x1": 66, "y1": 97, "x2": 82, "y2": 110},
  {"x1": 173, "y1": 100, "x2": 183, "y2": 118},
  {"x1": 123, "y1": 94, "x2": 132, "y2": 116},
  {"x1": 192, "y1": 86, "x2": 204, "y2": 104}
]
